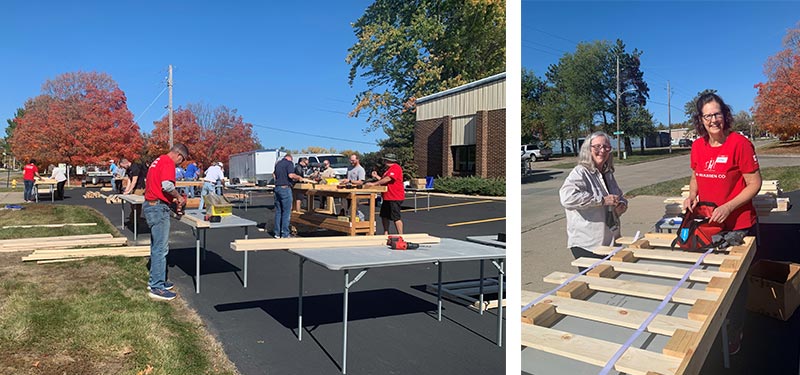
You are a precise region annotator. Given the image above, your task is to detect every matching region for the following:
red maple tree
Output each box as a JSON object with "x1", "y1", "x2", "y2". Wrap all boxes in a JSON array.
[
  {"x1": 753, "y1": 23, "x2": 800, "y2": 140},
  {"x1": 10, "y1": 71, "x2": 144, "y2": 166},
  {"x1": 147, "y1": 104, "x2": 259, "y2": 168}
]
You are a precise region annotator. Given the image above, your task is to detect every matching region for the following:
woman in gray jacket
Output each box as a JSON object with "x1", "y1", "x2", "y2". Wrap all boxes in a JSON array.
[{"x1": 559, "y1": 131, "x2": 628, "y2": 260}]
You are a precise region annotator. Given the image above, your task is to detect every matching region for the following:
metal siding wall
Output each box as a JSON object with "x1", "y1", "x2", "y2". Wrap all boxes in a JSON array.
[
  {"x1": 416, "y1": 79, "x2": 505, "y2": 121},
  {"x1": 451, "y1": 116, "x2": 476, "y2": 146}
]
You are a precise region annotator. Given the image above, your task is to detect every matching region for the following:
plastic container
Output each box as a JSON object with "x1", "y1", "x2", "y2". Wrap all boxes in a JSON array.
[{"x1": 425, "y1": 176, "x2": 434, "y2": 189}]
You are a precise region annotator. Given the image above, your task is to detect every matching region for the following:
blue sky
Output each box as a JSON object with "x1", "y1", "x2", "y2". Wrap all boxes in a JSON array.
[
  {"x1": 522, "y1": 1, "x2": 800, "y2": 129},
  {"x1": 2, "y1": 0, "x2": 386, "y2": 153}
]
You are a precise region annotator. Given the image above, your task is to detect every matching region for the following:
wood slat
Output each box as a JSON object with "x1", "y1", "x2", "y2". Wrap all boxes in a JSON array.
[
  {"x1": 592, "y1": 246, "x2": 740, "y2": 266},
  {"x1": 0, "y1": 234, "x2": 112, "y2": 246},
  {"x1": 571, "y1": 258, "x2": 732, "y2": 283},
  {"x1": 616, "y1": 234, "x2": 676, "y2": 248},
  {"x1": 1, "y1": 223, "x2": 97, "y2": 229},
  {"x1": 231, "y1": 233, "x2": 440, "y2": 251},
  {"x1": 1, "y1": 237, "x2": 128, "y2": 252},
  {"x1": 23, "y1": 246, "x2": 151, "y2": 261},
  {"x1": 522, "y1": 291, "x2": 702, "y2": 336},
  {"x1": 543, "y1": 272, "x2": 719, "y2": 305},
  {"x1": 522, "y1": 324, "x2": 681, "y2": 375}
]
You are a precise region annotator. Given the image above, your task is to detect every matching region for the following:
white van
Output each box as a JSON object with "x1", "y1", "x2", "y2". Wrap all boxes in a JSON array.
[{"x1": 293, "y1": 153, "x2": 349, "y2": 179}]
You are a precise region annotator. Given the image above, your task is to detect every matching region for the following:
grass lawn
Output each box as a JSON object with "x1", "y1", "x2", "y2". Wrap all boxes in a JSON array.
[
  {"x1": 627, "y1": 166, "x2": 800, "y2": 198},
  {"x1": 0, "y1": 205, "x2": 238, "y2": 375}
]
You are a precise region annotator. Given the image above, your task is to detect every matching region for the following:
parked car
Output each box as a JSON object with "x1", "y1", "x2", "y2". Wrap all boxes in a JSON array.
[
  {"x1": 521, "y1": 142, "x2": 553, "y2": 162},
  {"x1": 678, "y1": 138, "x2": 693, "y2": 147}
]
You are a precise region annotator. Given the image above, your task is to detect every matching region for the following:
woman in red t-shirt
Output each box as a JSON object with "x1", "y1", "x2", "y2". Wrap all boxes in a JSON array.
[
  {"x1": 683, "y1": 92, "x2": 761, "y2": 355},
  {"x1": 682, "y1": 93, "x2": 761, "y2": 232}
]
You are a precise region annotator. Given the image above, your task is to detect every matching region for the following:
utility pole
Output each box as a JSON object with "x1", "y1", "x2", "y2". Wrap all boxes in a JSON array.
[
  {"x1": 168, "y1": 64, "x2": 174, "y2": 148},
  {"x1": 616, "y1": 55, "x2": 621, "y2": 159},
  {"x1": 668, "y1": 80, "x2": 672, "y2": 154}
]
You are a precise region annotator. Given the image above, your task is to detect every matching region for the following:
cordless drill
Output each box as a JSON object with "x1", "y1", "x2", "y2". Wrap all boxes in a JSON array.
[
  {"x1": 170, "y1": 193, "x2": 187, "y2": 219},
  {"x1": 387, "y1": 235, "x2": 419, "y2": 250}
]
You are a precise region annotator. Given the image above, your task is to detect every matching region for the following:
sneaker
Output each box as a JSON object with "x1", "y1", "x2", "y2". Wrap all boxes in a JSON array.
[
  {"x1": 148, "y1": 287, "x2": 177, "y2": 301},
  {"x1": 728, "y1": 331, "x2": 743, "y2": 355},
  {"x1": 274, "y1": 235, "x2": 281, "y2": 239},
  {"x1": 147, "y1": 281, "x2": 174, "y2": 291}
]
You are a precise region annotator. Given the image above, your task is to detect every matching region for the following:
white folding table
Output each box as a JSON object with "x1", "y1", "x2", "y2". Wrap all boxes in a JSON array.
[
  {"x1": 117, "y1": 194, "x2": 145, "y2": 240},
  {"x1": 180, "y1": 210, "x2": 257, "y2": 293},
  {"x1": 288, "y1": 238, "x2": 505, "y2": 374},
  {"x1": 405, "y1": 187, "x2": 433, "y2": 212}
]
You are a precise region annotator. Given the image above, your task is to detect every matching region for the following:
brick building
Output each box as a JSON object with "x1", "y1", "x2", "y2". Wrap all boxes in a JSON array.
[{"x1": 414, "y1": 72, "x2": 506, "y2": 179}]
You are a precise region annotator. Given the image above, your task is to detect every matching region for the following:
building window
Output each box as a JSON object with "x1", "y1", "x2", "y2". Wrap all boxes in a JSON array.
[{"x1": 452, "y1": 145, "x2": 476, "y2": 176}]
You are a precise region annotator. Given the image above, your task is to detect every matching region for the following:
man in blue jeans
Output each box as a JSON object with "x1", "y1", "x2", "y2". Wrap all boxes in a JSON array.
[
  {"x1": 272, "y1": 154, "x2": 302, "y2": 238},
  {"x1": 143, "y1": 143, "x2": 189, "y2": 301}
]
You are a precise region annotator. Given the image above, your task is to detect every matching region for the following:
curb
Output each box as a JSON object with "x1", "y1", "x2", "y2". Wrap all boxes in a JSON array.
[{"x1": 420, "y1": 191, "x2": 506, "y2": 201}]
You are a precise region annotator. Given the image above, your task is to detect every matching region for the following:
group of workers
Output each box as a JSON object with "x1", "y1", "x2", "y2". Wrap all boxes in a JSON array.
[
  {"x1": 21, "y1": 159, "x2": 68, "y2": 202},
  {"x1": 272, "y1": 152, "x2": 405, "y2": 238}
]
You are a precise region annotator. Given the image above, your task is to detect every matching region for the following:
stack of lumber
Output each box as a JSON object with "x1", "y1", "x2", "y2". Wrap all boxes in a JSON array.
[
  {"x1": 105, "y1": 194, "x2": 123, "y2": 204},
  {"x1": 408, "y1": 178, "x2": 428, "y2": 189},
  {"x1": 83, "y1": 191, "x2": 107, "y2": 199},
  {"x1": 0, "y1": 234, "x2": 147, "y2": 264},
  {"x1": 522, "y1": 232, "x2": 757, "y2": 374},
  {"x1": 675, "y1": 179, "x2": 791, "y2": 215},
  {"x1": 231, "y1": 233, "x2": 440, "y2": 251}
]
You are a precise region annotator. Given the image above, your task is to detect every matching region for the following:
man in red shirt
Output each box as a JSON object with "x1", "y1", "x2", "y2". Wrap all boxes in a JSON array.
[
  {"x1": 23, "y1": 159, "x2": 41, "y2": 203},
  {"x1": 366, "y1": 154, "x2": 405, "y2": 235},
  {"x1": 143, "y1": 144, "x2": 189, "y2": 301}
]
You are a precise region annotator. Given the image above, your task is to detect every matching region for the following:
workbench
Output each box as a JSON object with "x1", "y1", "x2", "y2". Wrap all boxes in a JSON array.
[
  {"x1": 179, "y1": 210, "x2": 257, "y2": 293},
  {"x1": 521, "y1": 232, "x2": 757, "y2": 375},
  {"x1": 116, "y1": 194, "x2": 145, "y2": 240},
  {"x1": 33, "y1": 178, "x2": 58, "y2": 202},
  {"x1": 287, "y1": 238, "x2": 506, "y2": 374},
  {"x1": 291, "y1": 183, "x2": 387, "y2": 236}
]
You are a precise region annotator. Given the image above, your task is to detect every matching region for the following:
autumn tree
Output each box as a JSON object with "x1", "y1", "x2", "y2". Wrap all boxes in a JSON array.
[
  {"x1": 754, "y1": 22, "x2": 800, "y2": 140},
  {"x1": 9, "y1": 71, "x2": 143, "y2": 166},
  {"x1": 346, "y1": 0, "x2": 505, "y2": 167},
  {"x1": 147, "y1": 104, "x2": 259, "y2": 167}
]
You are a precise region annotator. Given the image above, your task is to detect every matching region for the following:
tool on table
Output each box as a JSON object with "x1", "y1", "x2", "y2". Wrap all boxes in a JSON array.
[
  {"x1": 204, "y1": 214, "x2": 222, "y2": 223},
  {"x1": 387, "y1": 235, "x2": 420, "y2": 250}
]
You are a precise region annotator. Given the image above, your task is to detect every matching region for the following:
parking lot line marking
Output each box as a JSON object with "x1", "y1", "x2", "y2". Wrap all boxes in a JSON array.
[
  {"x1": 447, "y1": 217, "x2": 506, "y2": 227},
  {"x1": 401, "y1": 200, "x2": 494, "y2": 213}
]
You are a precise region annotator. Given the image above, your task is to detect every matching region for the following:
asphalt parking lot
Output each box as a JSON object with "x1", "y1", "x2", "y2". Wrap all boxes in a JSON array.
[{"x1": 57, "y1": 187, "x2": 506, "y2": 375}]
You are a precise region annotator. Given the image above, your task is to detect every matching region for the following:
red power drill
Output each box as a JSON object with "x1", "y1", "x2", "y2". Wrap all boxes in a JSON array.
[{"x1": 387, "y1": 235, "x2": 419, "y2": 250}]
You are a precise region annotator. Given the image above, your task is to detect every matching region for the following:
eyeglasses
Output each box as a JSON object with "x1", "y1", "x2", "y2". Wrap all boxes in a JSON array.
[
  {"x1": 702, "y1": 112, "x2": 724, "y2": 121},
  {"x1": 591, "y1": 144, "x2": 612, "y2": 151}
]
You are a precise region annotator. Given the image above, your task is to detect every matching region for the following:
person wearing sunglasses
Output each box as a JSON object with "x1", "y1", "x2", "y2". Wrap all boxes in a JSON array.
[
  {"x1": 559, "y1": 131, "x2": 628, "y2": 264},
  {"x1": 683, "y1": 92, "x2": 761, "y2": 355}
]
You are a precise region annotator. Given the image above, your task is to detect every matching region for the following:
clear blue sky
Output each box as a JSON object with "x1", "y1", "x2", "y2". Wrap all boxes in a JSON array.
[
  {"x1": 522, "y1": 1, "x2": 800, "y2": 130},
  {"x1": 2, "y1": 0, "x2": 385, "y2": 153}
]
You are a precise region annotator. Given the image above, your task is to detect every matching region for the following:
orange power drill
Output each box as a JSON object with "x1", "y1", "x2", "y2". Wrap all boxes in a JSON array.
[{"x1": 387, "y1": 235, "x2": 419, "y2": 250}]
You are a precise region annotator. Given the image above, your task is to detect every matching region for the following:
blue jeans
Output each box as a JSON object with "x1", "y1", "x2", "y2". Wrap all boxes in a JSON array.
[
  {"x1": 274, "y1": 186, "x2": 293, "y2": 237},
  {"x1": 199, "y1": 182, "x2": 216, "y2": 210},
  {"x1": 23, "y1": 180, "x2": 34, "y2": 201},
  {"x1": 144, "y1": 202, "x2": 171, "y2": 290}
]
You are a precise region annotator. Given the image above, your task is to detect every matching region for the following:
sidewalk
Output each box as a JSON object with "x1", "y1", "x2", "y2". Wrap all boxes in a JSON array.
[{"x1": 0, "y1": 191, "x2": 24, "y2": 205}]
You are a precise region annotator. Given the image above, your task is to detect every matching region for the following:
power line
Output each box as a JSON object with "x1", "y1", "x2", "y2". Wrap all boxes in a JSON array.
[
  {"x1": 522, "y1": 38, "x2": 568, "y2": 54},
  {"x1": 134, "y1": 86, "x2": 168, "y2": 123},
  {"x1": 250, "y1": 123, "x2": 378, "y2": 146},
  {"x1": 524, "y1": 26, "x2": 580, "y2": 46}
]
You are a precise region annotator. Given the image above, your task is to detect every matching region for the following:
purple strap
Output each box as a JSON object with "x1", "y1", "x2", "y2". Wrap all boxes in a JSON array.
[
  {"x1": 598, "y1": 246, "x2": 716, "y2": 374},
  {"x1": 521, "y1": 231, "x2": 641, "y2": 312}
]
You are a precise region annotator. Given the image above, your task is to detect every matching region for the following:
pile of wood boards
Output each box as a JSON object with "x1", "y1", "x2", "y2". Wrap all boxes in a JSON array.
[
  {"x1": 105, "y1": 194, "x2": 123, "y2": 204},
  {"x1": 0, "y1": 234, "x2": 149, "y2": 264},
  {"x1": 674, "y1": 179, "x2": 791, "y2": 215},
  {"x1": 83, "y1": 191, "x2": 107, "y2": 199},
  {"x1": 408, "y1": 178, "x2": 428, "y2": 189}
]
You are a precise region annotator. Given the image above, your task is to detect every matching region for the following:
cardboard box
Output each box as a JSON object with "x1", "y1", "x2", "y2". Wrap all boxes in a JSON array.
[{"x1": 746, "y1": 260, "x2": 800, "y2": 321}]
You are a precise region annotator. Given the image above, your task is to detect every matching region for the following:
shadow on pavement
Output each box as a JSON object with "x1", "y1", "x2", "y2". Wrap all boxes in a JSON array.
[
  {"x1": 213, "y1": 288, "x2": 437, "y2": 329},
  {"x1": 522, "y1": 170, "x2": 564, "y2": 184}
]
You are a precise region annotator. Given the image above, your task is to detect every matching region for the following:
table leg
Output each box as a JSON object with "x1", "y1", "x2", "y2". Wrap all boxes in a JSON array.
[
  {"x1": 202, "y1": 229, "x2": 207, "y2": 261},
  {"x1": 479, "y1": 260, "x2": 485, "y2": 315},
  {"x1": 195, "y1": 229, "x2": 201, "y2": 293},
  {"x1": 298, "y1": 258, "x2": 305, "y2": 341},
  {"x1": 722, "y1": 318, "x2": 730, "y2": 368},
  {"x1": 492, "y1": 259, "x2": 505, "y2": 347},
  {"x1": 51, "y1": 184, "x2": 54, "y2": 202},
  {"x1": 343, "y1": 270, "x2": 350, "y2": 374},
  {"x1": 426, "y1": 191, "x2": 430, "y2": 211},
  {"x1": 244, "y1": 226, "x2": 249, "y2": 288},
  {"x1": 120, "y1": 203, "x2": 125, "y2": 231},
  {"x1": 437, "y1": 261, "x2": 442, "y2": 322},
  {"x1": 414, "y1": 191, "x2": 418, "y2": 213},
  {"x1": 133, "y1": 206, "x2": 138, "y2": 241}
]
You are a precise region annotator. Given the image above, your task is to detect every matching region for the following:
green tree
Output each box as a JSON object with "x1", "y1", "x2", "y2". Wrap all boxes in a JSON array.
[
  {"x1": 3, "y1": 108, "x2": 24, "y2": 156},
  {"x1": 346, "y1": 0, "x2": 505, "y2": 166},
  {"x1": 521, "y1": 68, "x2": 548, "y2": 144}
]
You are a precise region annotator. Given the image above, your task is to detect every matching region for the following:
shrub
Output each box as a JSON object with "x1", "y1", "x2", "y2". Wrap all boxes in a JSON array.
[{"x1": 431, "y1": 176, "x2": 505, "y2": 196}]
